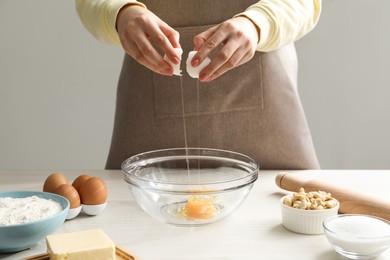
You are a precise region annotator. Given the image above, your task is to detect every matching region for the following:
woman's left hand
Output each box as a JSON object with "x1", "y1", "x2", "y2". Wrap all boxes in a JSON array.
[{"x1": 191, "y1": 17, "x2": 259, "y2": 82}]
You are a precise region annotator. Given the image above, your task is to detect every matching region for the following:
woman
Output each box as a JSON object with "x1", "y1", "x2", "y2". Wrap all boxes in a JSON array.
[{"x1": 76, "y1": 0, "x2": 322, "y2": 169}]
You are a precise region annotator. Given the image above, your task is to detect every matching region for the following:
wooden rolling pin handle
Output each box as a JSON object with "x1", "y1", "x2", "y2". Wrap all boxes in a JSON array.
[{"x1": 276, "y1": 172, "x2": 390, "y2": 221}]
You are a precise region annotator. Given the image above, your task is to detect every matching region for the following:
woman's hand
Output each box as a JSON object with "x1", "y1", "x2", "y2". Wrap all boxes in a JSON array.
[
  {"x1": 116, "y1": 5, "x2": 181, "y2": 76},
  {"x1": 191, "y1": 17, "x2": 259, "y2": 82}
]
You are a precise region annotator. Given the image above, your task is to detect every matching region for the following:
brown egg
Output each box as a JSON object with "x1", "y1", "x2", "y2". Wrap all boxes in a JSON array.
[
  {"x1": 79, "y1": 177, "x2": 108, "y2": 205},
  {"x1": 54, "y1": 183, "x2": 81, "y2": 209},
  {"x1": 72, "y1": 174, "x2": 91, "y2": 194},
  {"x1": 43, "y1": 173, "x2": 69, "y2": 193}
]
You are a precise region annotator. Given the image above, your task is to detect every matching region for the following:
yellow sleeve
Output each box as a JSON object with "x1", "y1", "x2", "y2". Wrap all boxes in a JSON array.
[
  {"x1": 235, "y1": 0, "x2": 322, "y2": 52},
  {"x1": 75, "y1": 0, "x2": 146, "y2": 45}
]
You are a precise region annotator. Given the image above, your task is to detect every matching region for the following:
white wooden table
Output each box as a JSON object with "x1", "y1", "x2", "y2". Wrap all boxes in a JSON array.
[{"x1": 1, "y1": 170, "x2": 389, "y2": 260}]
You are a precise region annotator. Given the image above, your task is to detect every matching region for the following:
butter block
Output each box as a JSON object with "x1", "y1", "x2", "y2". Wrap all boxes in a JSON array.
[{"x1": 46, "y1": 229, "x2": 116, "y2": 260}]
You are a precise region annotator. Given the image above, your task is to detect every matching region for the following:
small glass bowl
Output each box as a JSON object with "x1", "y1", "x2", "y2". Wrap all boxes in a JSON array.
[
  {"x1": 323, "y1": 214, "x2": 390, "y2": 259},
  {"x1": 122, "y1": 148, "x2": 259, "y2": 226},
  {"x1": 280, "y1": 194, "x2": 339, "y2": 235}
]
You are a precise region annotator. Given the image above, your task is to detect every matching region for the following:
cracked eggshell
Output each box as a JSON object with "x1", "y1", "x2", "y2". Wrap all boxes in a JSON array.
[
  {"x1": 163, "y1": 48, "x2": 183, "y2": 76},
  {"x1": 186, "y1": 51, "x2": 211, "y2": 78}
]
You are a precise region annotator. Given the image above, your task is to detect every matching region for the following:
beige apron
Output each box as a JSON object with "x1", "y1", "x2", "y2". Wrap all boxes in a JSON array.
[{"x1": 105, "y1": 0, "x2": 320, "y2": 170}]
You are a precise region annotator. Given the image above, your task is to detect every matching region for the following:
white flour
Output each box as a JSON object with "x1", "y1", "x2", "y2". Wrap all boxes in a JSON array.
[{"x1": 0, "y1": 195, "x2": 63, "y2": 226}]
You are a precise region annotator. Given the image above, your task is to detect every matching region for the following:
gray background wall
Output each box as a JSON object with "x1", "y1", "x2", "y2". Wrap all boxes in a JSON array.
[{"x1": 0, "y1": 0, "x2": 389, "y2": 170}]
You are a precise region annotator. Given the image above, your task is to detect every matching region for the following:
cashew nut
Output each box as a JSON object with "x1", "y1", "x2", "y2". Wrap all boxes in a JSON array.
[{"x1": 283, "y1": 188, "x2": 338, "y2": 210}]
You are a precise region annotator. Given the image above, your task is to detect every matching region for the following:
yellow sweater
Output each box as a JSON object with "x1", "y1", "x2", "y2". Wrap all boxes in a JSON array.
[{"x1": 75, "y1": 0, "x2": 321, "y2": 52}]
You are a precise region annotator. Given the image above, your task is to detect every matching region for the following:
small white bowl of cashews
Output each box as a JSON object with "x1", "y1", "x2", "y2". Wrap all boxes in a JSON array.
[{"x1": 280, "y1": 188, "x2": 340, "y2": 235}]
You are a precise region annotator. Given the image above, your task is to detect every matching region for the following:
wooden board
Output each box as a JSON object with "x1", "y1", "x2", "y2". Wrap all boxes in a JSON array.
[{"x1": 23, "y1": 245, "x2": 140, "y2": 260}]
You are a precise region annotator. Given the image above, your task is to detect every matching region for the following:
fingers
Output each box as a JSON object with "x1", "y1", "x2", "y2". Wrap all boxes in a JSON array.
[
  {"x1": 132, "y1": 37, "x2": 174, "y2": 75},
  {"x1": 204, "y1": 51, "x2": 254, "y2": 82},
  {"x1": 198, "y1": 42, "x2": 247, "y2": 82},
  {"x1": 135, "y1": 20, "x2": 180, "y2": 74},
  {"x1": 118, "y1": 8, "x2": 257, "y2": 79},
  {"x1": 160, "y1": 22, "x2": 181, "y2": 49},
  {"x1": 193, "y1": 26, "x2": 217, "y2": 51},
  {"x1": 155, "y1": 22, "x2": 181, "y2": 63},
  {"x1": 191, "y1": 26, "x2": 219, "y2": 67},
  {"x1": 192, "y1": 17, "x2": 258, "y2": 82},
  {"x1": 117, "y1": 6, "x2": 180, "y2": 75},
  {"x1": 120, "y1": 25, "x2": 173, "y2": 75}
]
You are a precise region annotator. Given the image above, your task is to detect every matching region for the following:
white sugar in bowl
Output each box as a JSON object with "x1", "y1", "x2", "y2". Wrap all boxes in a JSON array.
[{"x1": 323, "y1": 214, "x2": 390, "y2": 259}]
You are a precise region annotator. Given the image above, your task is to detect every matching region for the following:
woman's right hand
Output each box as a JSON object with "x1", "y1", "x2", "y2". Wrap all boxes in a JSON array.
[{"x1": 116, "y1": 5, "x2": 181, "y2": 76}]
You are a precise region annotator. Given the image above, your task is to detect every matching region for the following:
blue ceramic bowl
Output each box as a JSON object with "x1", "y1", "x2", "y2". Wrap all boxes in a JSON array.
[{"x1": 0, "y1": 191, "x2": 69, "y2": 253}]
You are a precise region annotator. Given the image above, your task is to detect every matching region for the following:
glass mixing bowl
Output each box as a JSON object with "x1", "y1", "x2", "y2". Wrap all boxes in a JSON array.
[{"x1": 122, "y1": 148, "x2": 259, "y2": 226}]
